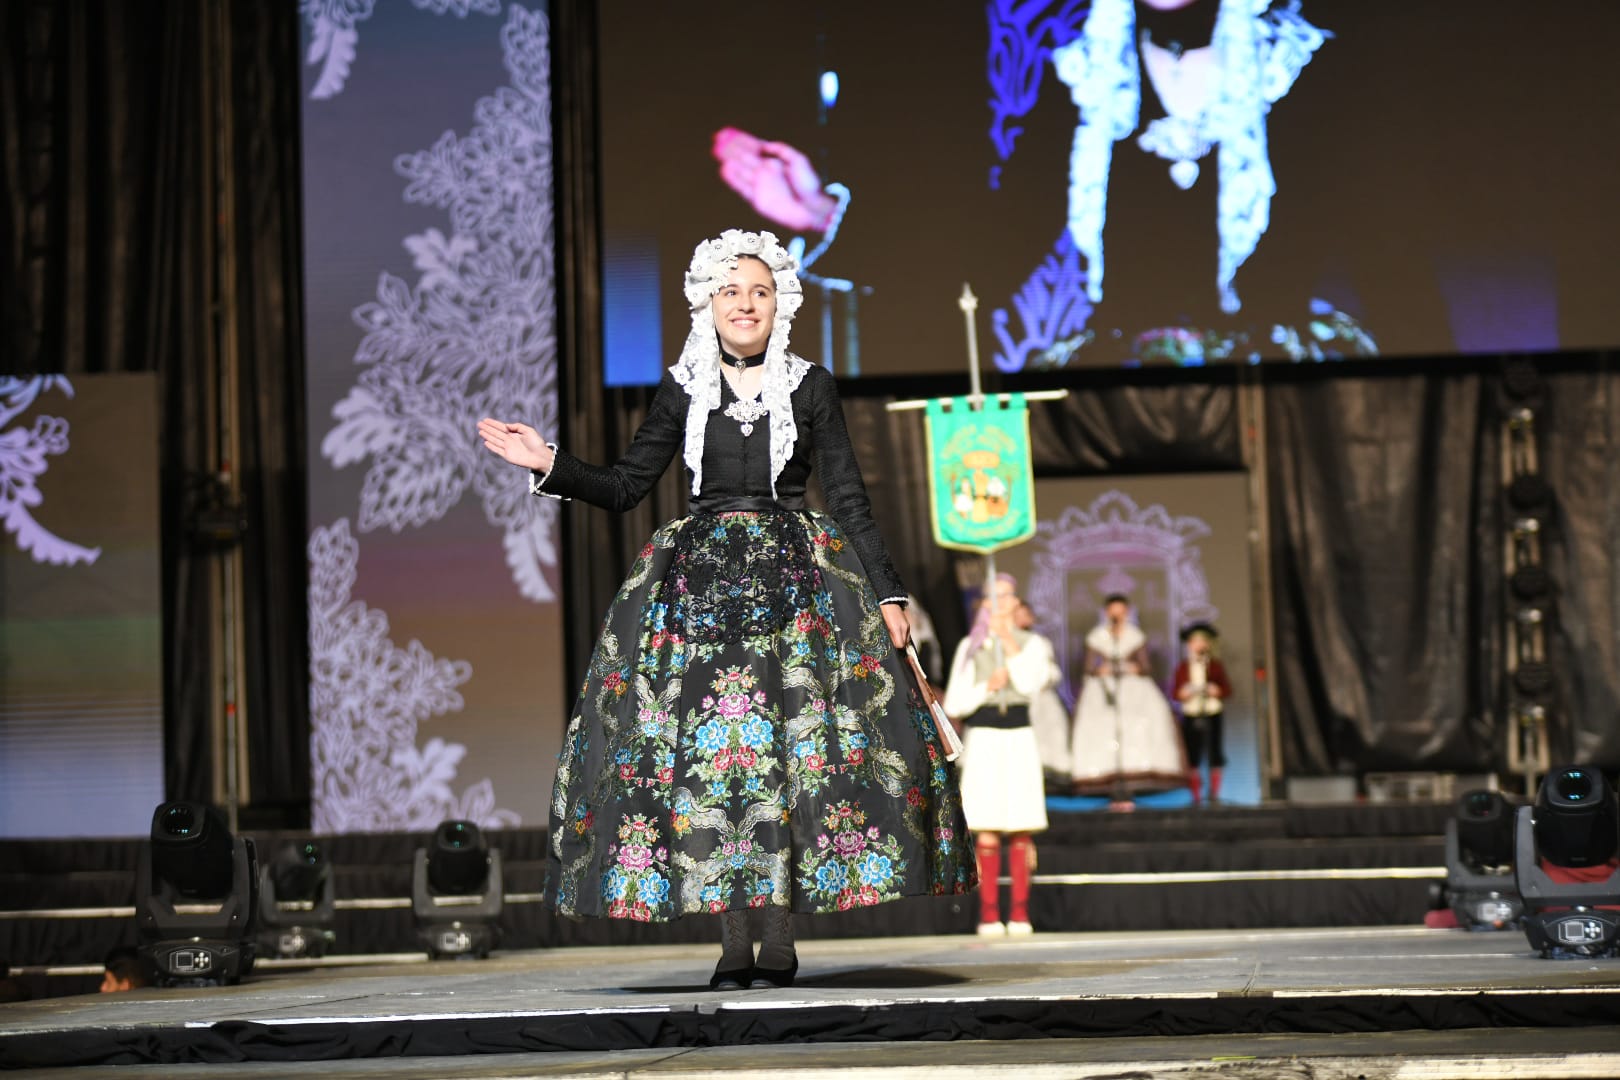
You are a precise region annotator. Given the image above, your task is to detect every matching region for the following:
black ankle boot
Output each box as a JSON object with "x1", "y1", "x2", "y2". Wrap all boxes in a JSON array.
[
  {"x1": 710, "y1": 959, "x2": 754, "y2": 991},
  {"x1": 748, "y1": 954, "x2": 797, "y2": 989}
]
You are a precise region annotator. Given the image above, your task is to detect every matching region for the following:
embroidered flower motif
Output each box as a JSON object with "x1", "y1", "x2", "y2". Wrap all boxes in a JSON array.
[{"x1": 552, "y1": 507, "x2": 974, "y2": 921}]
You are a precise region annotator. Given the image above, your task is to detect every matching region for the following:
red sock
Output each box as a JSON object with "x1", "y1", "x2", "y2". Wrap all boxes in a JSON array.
[
  {"x1": 977, "y1": 841, "x2": 1001, "y2": 925},
  {"x1": 1187, "y1": 770, "x2": 1203, "y2": 802},
  {"x1": 1008, "y1": 835, "x2": 1033, "y2": 924},
  {"x1": 1209, "y1": 769, "x2": 1223, "y2": 802}
]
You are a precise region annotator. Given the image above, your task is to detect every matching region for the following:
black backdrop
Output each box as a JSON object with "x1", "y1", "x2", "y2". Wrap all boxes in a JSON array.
[{"x1": 4, "y1": 0, "x2": 1618, "y2": 828}]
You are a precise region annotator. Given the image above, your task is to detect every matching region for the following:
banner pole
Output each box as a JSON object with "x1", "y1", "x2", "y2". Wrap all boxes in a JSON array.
[{"x1": 959, "y1": 284, "x2": 984, "y2": 410}]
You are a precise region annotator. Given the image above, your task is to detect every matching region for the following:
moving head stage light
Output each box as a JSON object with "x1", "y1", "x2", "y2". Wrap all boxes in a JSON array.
[
  {"x1": 136, "y1": 802, "x2": 257, "y2": 985},
  {"x1": 1514, "y1": 766, "x2": 1620, "y2": 958},
  {"x1": 257, "y1": 841, "x2": 337, "y2": 959},
  {"x1": 413, "y1": 820, "x2": 503, "y2": 959},
  {"x1": 1443, "y1": 789, "x2": 1523, "y2": 930}
]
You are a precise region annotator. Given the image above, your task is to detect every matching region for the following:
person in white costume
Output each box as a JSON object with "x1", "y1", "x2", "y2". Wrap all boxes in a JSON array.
[
  {"x1": 1016, "y1": 599, "x2": 1075, "y2": 785},
  {"x1": 944, "y1": 574, "x2": 1059, "y2": 936},
  {"x1": 1068, "y1": 594, "x2": 1186, "y2": 809}
]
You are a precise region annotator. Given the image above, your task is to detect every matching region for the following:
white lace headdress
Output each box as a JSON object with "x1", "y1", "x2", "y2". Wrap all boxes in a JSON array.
[{"x1": 670, "y1": 228, "x2": 812, "y2": 498}]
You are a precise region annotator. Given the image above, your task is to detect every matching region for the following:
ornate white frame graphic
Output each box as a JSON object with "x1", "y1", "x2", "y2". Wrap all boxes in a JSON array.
[
  {"x1": 0, "y1": 376, "x2": 101, "y2": 567},
  {"x1": 1026, "y1": 489, "x2": 1217, "y2": 700}
]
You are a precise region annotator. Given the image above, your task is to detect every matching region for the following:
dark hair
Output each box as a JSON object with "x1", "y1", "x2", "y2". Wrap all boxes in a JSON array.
[
  {"x1": 1103, "y1": 593, "x2": 1130, "y2": 607},
  {"x1": 103, "y1": 946, "x2": 147, "y2": 988}
]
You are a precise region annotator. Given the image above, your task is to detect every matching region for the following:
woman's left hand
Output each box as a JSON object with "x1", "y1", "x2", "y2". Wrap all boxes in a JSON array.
[{"x1": 881, "y1": 602, "x2": 911, "y2": 649}]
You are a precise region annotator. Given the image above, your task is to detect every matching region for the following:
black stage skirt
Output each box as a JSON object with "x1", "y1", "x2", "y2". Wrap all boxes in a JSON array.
[{"x1": 546, "y1": 507, "x2": 976, "y2": 921}]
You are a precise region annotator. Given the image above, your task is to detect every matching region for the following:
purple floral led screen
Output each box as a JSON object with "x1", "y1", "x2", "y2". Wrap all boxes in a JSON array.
[{"x1": 600, "y1": 1, "x2": 1620, "y2": 381}]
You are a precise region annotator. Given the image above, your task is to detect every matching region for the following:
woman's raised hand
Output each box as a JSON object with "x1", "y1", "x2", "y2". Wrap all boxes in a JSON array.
[{"x1": 477, "y1": 418, "x2": 554, "y2": 473}]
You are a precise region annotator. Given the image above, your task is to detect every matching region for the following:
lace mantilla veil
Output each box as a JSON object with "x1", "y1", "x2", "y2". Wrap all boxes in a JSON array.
[{"x1": 670, "y1": 229, "x2": 812, "y2": 499}]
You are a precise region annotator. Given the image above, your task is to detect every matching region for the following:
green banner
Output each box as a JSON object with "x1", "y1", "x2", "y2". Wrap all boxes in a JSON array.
[{"x1": 923, "y1": 394, "x2": 1037, "y2": 553}]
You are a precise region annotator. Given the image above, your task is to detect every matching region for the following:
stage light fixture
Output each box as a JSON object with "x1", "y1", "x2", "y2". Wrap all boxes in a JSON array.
[
  {"x1": 412, "y1": 820, "x2": 503, "y2": 959},
  {"x1": 1514, "y1": 767, "x2": 1620, "y2": 958},
  {"x1": 1507, "y1": 474, "x2": 1551, "y2": 514},
  {"x1": 1501, "y1": 359, "x2": 1543, "y2": 403},
  {"x1": 1512, "y1": 660, "x2": 1554, "y2": 700},
  {"x1": 1509, "y1": 565, "x2": 1551, "y2": 602},
  {"x1": 1442, "y1": 789, "x2": 1522, "y2": 930},
  {"x1": 256, "y1": 841, "x2": 337, "y2": 960},
  {"x1": 136, "y1": 802, "x2": 257, "y2": 985}
]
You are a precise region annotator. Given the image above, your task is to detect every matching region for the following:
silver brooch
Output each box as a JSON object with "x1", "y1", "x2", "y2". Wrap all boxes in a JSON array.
[{"x1": 723, "y1": 397, "x2": 767, "y2": 437}]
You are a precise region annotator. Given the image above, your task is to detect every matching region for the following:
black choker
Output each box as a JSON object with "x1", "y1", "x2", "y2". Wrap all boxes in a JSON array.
[
  {"x1": 1138, "y1": 0, "x2": 1217, "y2": 59},
  {"x1": 722, "y1": 350, "x2": 766, "y2": 375}
]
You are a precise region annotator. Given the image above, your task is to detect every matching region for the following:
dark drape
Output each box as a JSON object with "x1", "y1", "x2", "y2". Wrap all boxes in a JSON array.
[
  {"x1": 1027, "y1": 376, "x2": 1243, "y2": 475},
  {"x1": 2, "y1": 0, "x2": 309, "y2": 819},
  {"x1": 224, "y1": 0, "x2": 311, "y2": 818},
  {"x1": 1536, "y1": 363, "x2": 1620, "y2": 765},
  {"x1": 1267, "y1": 363, "x2": 1620, "y2": 776},
  {"x1": 1266, "y1": 373, "x2": 1503, "y2": 774}
]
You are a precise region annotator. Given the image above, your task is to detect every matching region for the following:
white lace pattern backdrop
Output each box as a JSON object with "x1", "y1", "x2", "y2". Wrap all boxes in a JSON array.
[{"x1": 300, "y1": 2, "x2": 561, "y2": 833}]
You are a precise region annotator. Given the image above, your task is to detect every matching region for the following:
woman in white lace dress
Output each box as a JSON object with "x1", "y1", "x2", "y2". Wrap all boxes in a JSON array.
[{"x1": 1068, "y1": 594, "x2": 1186, "y2": 808}]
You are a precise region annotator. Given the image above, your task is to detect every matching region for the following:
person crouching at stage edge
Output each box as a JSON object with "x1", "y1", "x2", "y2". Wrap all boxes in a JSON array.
[
  {"x1": 943, "y1": 573, "x2": 1060, "y2": 936},
  {"x1": 1173, "y1": 622, "x2": 1231, "y2": 805},
  {"x1": 478, "y1": 229, "x2": 974, "y2": 992}
]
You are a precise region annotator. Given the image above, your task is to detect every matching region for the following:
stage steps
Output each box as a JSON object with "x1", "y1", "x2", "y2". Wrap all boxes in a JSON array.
[{"x1": 0, "y1": 801, "x2": 1448, "y2": 992}]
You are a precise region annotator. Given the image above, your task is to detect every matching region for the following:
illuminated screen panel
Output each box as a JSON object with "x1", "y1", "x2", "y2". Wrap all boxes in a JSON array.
[
  {"x1": 299, "y1": 1, "x2": 563, "y2": 833},
  {"x1": 601, "y1": 1, "x2": 1620, "y2": 379},
  {"x1": 0, "y1": 375, "x2": 164, "y2": 838}
]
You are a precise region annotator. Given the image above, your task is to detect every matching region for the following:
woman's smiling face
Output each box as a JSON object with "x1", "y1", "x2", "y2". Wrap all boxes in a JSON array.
[{"x1": 713, "y1": 255, "x2": 776, "y2": 358}]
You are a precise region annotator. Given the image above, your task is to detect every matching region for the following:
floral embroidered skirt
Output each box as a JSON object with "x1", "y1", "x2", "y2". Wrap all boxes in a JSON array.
[{"x1": 546, "y1": 509, "x2": 976, "y2": 921}]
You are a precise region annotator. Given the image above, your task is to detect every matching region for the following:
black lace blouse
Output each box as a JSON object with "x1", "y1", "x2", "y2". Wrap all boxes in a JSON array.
[{"x1": 538, "y1": 363, "x2": 905, "y2": 602}]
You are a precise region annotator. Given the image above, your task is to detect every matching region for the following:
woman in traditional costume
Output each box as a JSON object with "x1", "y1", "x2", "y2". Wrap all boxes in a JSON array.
[
  {"x1": 1068, "y1": 594, "x2": 1186, "y2": 808},
  {"x1": 943, "y1": 574, "x2": 1058, "y2": 936},
  {"x1": 478, "y1": 229, "x2": 973, "y2": 989}
]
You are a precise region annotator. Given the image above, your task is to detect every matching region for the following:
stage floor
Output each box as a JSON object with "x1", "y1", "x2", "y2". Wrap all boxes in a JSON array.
[{"x1": 4, "y1": 926, "x2": 1619, "y2": 1075}]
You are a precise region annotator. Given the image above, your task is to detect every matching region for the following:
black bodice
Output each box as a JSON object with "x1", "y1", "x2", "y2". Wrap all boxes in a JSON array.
[{"x1": 540, "y1": 362, "x2": 905, "y2": 601}]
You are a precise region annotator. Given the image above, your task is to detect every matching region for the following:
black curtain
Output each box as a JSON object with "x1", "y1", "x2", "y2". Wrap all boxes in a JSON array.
[
  {"x1": 2, "y1": 0, "x2": 309, "y2": 819},
  {"x1": 1537, "y1": 364, "x2": 1620, "y2": 765},
  {"x1": 1266, "y1": 372, "x2": 1503, "y2": 775},
  {"x1": 1027, "y1": 376, "x2": 1243, "y2": 475},
  {"x1": 1266, "y1": 363, "x2": 1620, "y2": 777},
  {"x1": 224, "y1": 0, "x2": 311, "y2": 820}
]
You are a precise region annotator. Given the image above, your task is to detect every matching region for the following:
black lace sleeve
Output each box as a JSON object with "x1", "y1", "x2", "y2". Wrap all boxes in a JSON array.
[
  {"x1": 806, "y1": 366, "x2": 906, "y2": 601},
  {"x1": 538, "y1": 372, "x2": 685, "y2": 512}
]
